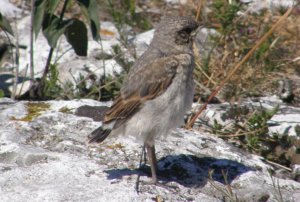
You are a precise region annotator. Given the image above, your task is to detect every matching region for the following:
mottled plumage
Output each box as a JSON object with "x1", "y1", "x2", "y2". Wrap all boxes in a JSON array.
[{"x1": 88, "y1": 16, "x2": 199, "y2": 183}]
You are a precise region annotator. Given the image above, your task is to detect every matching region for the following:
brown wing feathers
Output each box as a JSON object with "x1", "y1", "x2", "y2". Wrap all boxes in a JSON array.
[
  {"x1": 104, "y1": 96, "x2": 140, "y2": 123},
  {"x1": 104, "y1": 57, "x2": 178, "y2": 125},
  {"x1": 104, "y1": 76, "x2": 174, "y2": 124}
]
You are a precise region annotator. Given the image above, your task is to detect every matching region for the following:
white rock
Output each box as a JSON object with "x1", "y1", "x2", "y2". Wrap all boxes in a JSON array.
[
  {"x1": 268, "y1": 113, "x2": 300, "y2": 136},
  {"x1": 17, "y1": 16, "x2": 56, "y2": 76},
  {"x1": 164, "y1": 0, "x2": 187, "y2": 4},
  {"x1": 131, "y1": 29, "x2": 154, "y2": 57},
  {"x1": 0, "y1": 99, "x2": 27, "y2": 121},
  {"x1": 241, "y1": 0, "x2": 296, "y2": 13},
  {"x1": 0, "y1": 0, "x2": 22, "y2": 19},
  {"x1": 88, "y1": 39, "x2": 120, "y2": 57},
  {"x1": 47, "y1": 99, "x2": 110, "y2": 112},
  {"x1": 100, "y1": 21, "x2": 120, "y2": 40},
  {"x1": 58, "y1": 58, "x2": 123, "y2": 87},
  {"x1": 0, "y1": 98, "x2": 300, "y2": 201}
]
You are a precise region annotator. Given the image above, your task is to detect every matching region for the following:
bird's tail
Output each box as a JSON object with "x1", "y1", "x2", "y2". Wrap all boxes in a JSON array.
[{"x1": 88, "y1": 127, "x2": 112, "y2": 144}]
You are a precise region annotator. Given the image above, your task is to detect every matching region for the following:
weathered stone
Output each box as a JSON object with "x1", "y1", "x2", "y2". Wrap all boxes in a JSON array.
[{"x1": 1, "y1": 98, "x2": 300, "y2": 201}]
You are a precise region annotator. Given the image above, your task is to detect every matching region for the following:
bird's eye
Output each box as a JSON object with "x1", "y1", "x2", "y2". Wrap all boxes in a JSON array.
[
  {"x1": 175, "y1": 27, "x2": 194, "y2": 45},
  {"x1": 179, "y1": 31, "x2": 187, "y2": 38},
  {"x1": 181, "y1": 27, "x2": 193, "y2": 34}
]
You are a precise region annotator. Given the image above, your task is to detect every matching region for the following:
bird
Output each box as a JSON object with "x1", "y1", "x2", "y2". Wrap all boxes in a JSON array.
[{"x1": 88, "y1": 16, "x2": 199, "y2": 184}]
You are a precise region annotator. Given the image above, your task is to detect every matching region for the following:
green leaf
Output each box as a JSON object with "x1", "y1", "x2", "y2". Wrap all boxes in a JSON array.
[
  {"x1": 0, "y1": 89, "x2": 4, "y2": 98},
  {"x1": 76, "y1": 0, "x2": 100, "y2": 40},
  {"x1": 48, "y1": 0, "x2": 60, "y2": 14},
  {"x1": 33, "y1": 0, "x2": 47, "y2": 38},
  {"x1": 64, "y1": 19, "x2": 88, "y2": 56},
  {"x1": 42, "y1": 14, "x2": 72, "y2": 48},
  {"x1": 0, "y1": 13, "x2": 14, "y2": 36}
]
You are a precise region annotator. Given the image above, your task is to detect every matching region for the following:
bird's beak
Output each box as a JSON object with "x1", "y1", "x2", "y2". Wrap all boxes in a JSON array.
[
  {"x1": 191, "y1": 30, "x2": 197, "y2": 37},
  {"x1": 191, "y1": 24, "x2": 204, "y2": 38}
]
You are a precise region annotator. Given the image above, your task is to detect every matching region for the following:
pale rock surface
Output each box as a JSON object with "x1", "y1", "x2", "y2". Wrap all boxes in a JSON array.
[
  {"x1": 0, "y1": 0, "x2": 22, "y2": 18},
  {"x1": 240, "y1": 0, "x2": 296, "y2": 13},
  {"x1": 130, "y1": 29, "x2": 154, "y2": 57},
  {"x1": 164, "y1": 0, "x2": 188, "y2": 5},
  {"x1": 269, "y1": 109, "x2": 300, "y2": 137},
  {"x1": 1, "y1": 98, "x2": 300, "y2": 201}
]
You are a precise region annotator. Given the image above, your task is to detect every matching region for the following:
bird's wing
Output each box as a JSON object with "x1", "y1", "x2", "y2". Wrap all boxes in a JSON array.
[{"x1": 103, "y1": 55, "x2": 181, "y2": 125}]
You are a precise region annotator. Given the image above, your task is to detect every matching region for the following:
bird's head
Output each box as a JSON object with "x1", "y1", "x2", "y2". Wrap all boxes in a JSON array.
[{"x1": 153, "y1": 16, "x2": 200, "y2": 52}]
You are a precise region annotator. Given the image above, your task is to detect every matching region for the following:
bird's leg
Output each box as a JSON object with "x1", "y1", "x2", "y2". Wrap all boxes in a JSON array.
[
  {"x1": 135, "y1": 145, "x2": 147, "y2": 193},
  {"x1": 135, "y1": 144, "x2": 157, "y2": 192},
  {"x1": 139, "y1": 144, "x2": 147, "y2": 166},
  {"x1": 145, "y1": 143, "x2": 158, "y2": 183},
  {"x1": 137, "y1": 143, "x2": 177, "y2": 191}
]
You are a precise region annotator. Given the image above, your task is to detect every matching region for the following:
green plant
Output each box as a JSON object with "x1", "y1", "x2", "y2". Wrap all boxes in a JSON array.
[
  {"x1": 111, "y1": 44, "x2": 133, "y2": 73},
  {"x1": 208, "y1": 104, "x2": 300, "y2": 168},
  {"x1": 233, "y1": 106, "x2": 278, "y2": 153},
  {"x1": 295, "y1": 125, "x2": 300, "y2": 136},
  {"x1": 106, "y1": 0, "x2": 151, "y2": 56},
  {"x1": 107, "y1": 0, "x2": 151, "y2": 32},
  {"x1": 212, "y1": 0, "x2": 241, "y2": 33},
  {"x1": 24, "y1": 0, "x2": 100, "y2": 100},
  {"x1": 38, "y1": 0, "x2": 145, "y2": 100},
  {"x1": 97, "y1": 73, "x2": 124, "y2": 100},
  {"x1": 212, "y1": 119, "x2": 224, "y2": 134},
  {"x1": 43, "y1": 64, "x2": 63, "y2": 99},
  {"x1": 0, "y1": 12, "x2": 17, "y2": 99},
  {"x1": 247, "y1": 106, "x2": 278, "y2": 134},
  {"x1": 0, "y1": 89, "x2": 4, "y2": 98},
  {"x1": 75, "y1": 73, "x2": 91, "y2": 98}
]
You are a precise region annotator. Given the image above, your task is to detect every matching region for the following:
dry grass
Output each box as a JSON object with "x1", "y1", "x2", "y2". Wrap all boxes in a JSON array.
[{"x1": 192, "y1": 4, "x2": 300, "y2": 102}]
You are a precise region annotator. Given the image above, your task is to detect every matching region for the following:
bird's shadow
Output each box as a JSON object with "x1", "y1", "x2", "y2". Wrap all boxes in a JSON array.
[{"x1": 104, "y1": 154, "x2": 254, "y2": 187}]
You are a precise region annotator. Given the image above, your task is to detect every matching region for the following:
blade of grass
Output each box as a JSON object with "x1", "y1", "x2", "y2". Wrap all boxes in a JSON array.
[
  {"x1": 195, "y1": 61, "x2": 217, "y2": 85},
  {"x1": 30, "y1": 0, "x2": 35, "y2": 89},
  {"x1": 195, "y1": 0, "x2": 204, "y2": 22}
]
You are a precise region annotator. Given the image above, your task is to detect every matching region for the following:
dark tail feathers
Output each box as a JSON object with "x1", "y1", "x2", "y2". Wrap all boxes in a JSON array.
[{"x1": 88, "y1": 127, "x2": 111, "y2": 144}]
